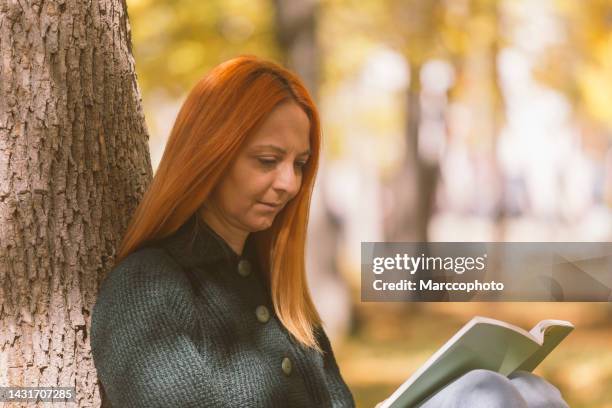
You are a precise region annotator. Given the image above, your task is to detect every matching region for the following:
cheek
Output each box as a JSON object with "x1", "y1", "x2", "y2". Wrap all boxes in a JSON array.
[
  {"x1": 224, "y1": 172, "x2": 268, "y2": 210},
  {"x1": 242, "y1": 172, "x2": 273, "y2": 197},
  {"x1": 220, "y1": 159, "x2": 276, "y2": 210},
  {"x1": 213, "y1": 172, "x2": 244, "y2": 210}
]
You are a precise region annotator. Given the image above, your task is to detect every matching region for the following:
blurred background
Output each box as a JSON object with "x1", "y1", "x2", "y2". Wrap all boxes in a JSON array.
[{"x1": 125, "y1": 0, "x2": 612, "y2": 406}]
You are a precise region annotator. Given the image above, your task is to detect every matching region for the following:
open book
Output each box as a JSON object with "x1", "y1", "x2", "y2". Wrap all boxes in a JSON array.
[{"x1": 380, "y1": 316, "x2": 574, "y2": 408}]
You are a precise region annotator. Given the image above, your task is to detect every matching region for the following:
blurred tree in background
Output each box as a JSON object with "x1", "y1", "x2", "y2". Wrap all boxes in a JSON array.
[
  {"x1": 128, "y1": 0, "x2": 279, "y2": 96},
  {"x1": 536, "y1": 0, "x2": 612, "y2": 211},
  {"x1": 536, "y1": 0, "x2": 612, "y2": 129}
]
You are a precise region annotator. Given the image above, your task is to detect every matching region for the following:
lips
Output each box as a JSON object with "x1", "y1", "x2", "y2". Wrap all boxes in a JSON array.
[{"x1": 259, "y1": 201, "x2": 282, "y2": 209}]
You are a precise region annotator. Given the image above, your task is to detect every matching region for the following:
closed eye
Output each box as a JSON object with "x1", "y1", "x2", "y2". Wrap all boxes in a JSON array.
[{"x1": 257, "y1": 157, "x2": 278, "y2": 166}]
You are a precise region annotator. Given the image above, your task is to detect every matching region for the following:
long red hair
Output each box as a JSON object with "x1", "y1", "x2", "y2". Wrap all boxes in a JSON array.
[{"x1": 115, "y1": 56, "x2": 323, "y2": 352}]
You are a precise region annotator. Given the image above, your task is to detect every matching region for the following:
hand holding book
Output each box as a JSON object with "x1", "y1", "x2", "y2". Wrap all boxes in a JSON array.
[{"x1": 379, "y1": 316, "x2": 574, "y2": 408}]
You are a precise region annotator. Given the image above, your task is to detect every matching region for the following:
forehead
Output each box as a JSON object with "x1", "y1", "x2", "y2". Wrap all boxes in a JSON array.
[{"x1": 245, "y1": 101, "x2": 311, "y2": 150}]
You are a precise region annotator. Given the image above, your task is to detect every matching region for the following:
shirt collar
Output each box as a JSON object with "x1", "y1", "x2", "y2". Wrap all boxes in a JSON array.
[{"x1": 156, "y1": 215, "x2": 254, "y2": 269}]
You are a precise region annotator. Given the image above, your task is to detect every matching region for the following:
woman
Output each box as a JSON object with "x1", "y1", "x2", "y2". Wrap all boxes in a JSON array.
[
  {"x1": 91, "y1": 56, "x2": 568, "y2": 408},
  {"x1": 91, "y1": 56, "x2": 355, "y2": 407}
]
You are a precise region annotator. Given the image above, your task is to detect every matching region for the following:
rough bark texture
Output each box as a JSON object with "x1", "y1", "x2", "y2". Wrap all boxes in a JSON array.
[{"x1": 0, "y1": 0, "x2": 151, "y2": 406}]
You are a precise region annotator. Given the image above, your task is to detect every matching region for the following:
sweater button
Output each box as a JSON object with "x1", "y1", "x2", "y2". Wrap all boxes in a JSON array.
[
  {"x1": 255, "y1": 305, "x2": 270, "y2": 323},
  {"x1": 281, "y1": 357, "x2": 292, "y2": 376},
  {"x1": 237, "y1": 259, "x2": 251, "y2": 277}
]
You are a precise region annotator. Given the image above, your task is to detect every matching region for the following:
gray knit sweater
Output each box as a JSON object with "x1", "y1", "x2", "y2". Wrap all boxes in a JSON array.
[{"x1": 90, "y1": 216, "x2": 355, "y2": 407}]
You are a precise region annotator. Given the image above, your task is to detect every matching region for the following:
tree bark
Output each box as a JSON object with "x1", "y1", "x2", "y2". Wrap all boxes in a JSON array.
[{"x1": 0, "y1": 0, "x2": 151, "y2": 406}]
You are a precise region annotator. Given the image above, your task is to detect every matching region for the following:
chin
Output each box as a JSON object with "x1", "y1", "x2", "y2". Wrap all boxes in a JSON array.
[{"x1": 247, "y1": 217, "x2": 275, "y2": 232}]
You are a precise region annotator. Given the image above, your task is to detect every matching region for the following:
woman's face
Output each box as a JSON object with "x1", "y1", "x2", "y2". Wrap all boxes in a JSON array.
[{"x1": 207, "y1": 101, "x2": 311, "y2": 233}]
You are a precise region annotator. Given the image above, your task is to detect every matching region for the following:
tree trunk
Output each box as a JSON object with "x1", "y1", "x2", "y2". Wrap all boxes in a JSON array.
[
  {"x1": 385, "y1": 64, "x2": 437, "y2": 243},
  {"x1": 0, "y1": 0, "x2": 151, "y2": 406},
  {"x1": 273, "y1": 0, "x2": 319, "y2": 95},
  {"x1": 489, "y1": 5, "x2": 507, "y2": 242}
]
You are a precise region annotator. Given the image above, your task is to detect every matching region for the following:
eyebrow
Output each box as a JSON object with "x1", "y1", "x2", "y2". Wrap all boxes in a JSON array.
[{"x1": 252, "y1": 144, "x2": 311, "y2": 156}]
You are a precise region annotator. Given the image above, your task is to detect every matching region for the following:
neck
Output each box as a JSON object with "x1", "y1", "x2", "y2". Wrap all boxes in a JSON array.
[{"x1": 199, "y1": 207, "x2": 248, "y2": 256}]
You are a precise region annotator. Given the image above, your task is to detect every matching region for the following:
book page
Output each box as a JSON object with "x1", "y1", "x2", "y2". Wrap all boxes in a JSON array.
[{"x1": 514, "y1": 322, "x2": 574, "y2": 372}]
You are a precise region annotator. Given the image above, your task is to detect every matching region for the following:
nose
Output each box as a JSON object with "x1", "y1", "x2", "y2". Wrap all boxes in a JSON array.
[{"x1": 273, "y1": 162, "x2": 301, "y2": 198}]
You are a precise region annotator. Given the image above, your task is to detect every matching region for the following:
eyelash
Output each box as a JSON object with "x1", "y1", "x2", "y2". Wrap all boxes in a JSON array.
[{"x1": 257, "y1": 158, "x2": 308, "y2": 169}]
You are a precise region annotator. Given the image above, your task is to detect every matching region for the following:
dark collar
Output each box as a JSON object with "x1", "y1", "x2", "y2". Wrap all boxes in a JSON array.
[{"x1": 154, "y1": 215, "x2": 255, "y2": 269}]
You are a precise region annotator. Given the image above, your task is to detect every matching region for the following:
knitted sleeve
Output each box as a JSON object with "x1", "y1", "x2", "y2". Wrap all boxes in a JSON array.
[
  {"x1": 317, "y1": 327, "x2": 357, "y2": 408},
  {"x1": 90, "y1": 248, "x2": 222, "y2": 408}
]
